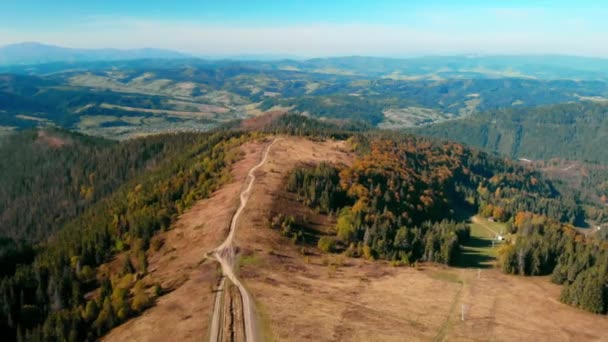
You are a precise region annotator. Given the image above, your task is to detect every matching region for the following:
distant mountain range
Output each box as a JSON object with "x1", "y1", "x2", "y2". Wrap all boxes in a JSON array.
[
  {"x1": 266, "y1": 55, "x2": 608, "y2": 81},
  {"x1": 0, "y1": 42, "x2": 189, "y2": 65},
  {"x1": 3, "y1": 42, "x2": 608, "y2": 81}
]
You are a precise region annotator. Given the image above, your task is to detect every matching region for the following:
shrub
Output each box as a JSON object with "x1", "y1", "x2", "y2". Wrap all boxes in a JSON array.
[{"x1": 317, "y1": 236, "x2": 336, "y2": 252}]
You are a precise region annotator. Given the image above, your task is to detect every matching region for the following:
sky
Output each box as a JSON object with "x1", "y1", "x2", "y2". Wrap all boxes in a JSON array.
[{"x1": 1, "y1": 0, "x2": 607, "y2": 57}]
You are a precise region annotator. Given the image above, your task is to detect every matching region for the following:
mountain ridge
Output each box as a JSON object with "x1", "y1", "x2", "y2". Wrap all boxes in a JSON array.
[
  {"x1": 0, "y1": 42, "x2": 190, "y2": 66},
  {"x1": 4, "y1": 42, "x2": 608, "y2": 81}
]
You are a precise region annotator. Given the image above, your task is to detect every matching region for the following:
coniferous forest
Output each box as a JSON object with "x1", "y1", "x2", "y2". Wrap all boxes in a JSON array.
[
  {"x1": 0, "y1": 116, "x2": 607, "y2": 342},
  {"x1": 0, "y1": 127, "x2": 253, "y2": 340}
]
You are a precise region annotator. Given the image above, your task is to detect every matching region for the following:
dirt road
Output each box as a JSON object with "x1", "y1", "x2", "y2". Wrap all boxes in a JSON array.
[{"x1": 209, "y1": 138, "x2": 279, "y2": 342}]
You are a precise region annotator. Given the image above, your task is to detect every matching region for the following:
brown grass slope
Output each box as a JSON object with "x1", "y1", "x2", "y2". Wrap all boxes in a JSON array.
[
  {"x1": 102, "y1": 140, "x2": 266, "y2": 342},
  {"x1": 237, "y1": 137, "x2": 608, "y2": 342},
  {"x1": 105, "y1": 136, "x2": 608, "y2": 341}
]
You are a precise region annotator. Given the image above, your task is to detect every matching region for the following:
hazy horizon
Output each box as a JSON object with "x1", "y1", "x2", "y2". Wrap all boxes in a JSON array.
[
  {"x1": 1, "y1": 1, "x2": 608, "y2": 58},
  {"x1": 5, "y1": 41, "x2": 608, "y2": 61}
]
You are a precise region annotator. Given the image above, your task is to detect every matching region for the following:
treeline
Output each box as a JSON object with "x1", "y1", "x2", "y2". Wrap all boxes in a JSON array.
[
  {"x1": 498, "y1": 212, "x2": 608, "y2": 314},
  {"x1": 0, "y1": 130, "x2": 252, "y2": 341},
  {"x1": 0, "y1": 128, "x2": 236, "y2": 286},
  {"x1": 263, "y1": 114, "x2": 370, "y2": 139},
  {"x1": 475, "y1": 180, "x2": 584, "y2": 225},
  {"x1": 284, "y1": 136, "x2": 465, "y2": 263}
]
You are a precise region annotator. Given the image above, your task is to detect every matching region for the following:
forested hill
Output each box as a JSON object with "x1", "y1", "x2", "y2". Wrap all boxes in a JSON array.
[
  {"x1": 287, "y1": 133, "x2": 588, "y2": 261},
  {"x1": 0, "y1": 128, "x2": 226, "y2": 244},
  {"x1": 412, "y1": 101, "x2": 608, "y2": 164},
  {"x1": 0, "y1": 118, "x2": 606, "y2": 341},
  {"x1": 0, "y1": 127, "x2": 250, "y2": 340}
]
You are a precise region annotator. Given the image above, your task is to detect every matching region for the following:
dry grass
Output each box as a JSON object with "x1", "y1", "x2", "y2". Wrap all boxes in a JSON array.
[
  {"x1": 449, "y1": 270, "x2": 608, "y2": 341},
  {"x1": 234, "y1": 137, "x2": 608, "y2": 342},
  {"x1": 249, "y1": 261, "x2": 463, "y2": 341},
  {"x1": 105, "y1": 136, "x2": 608, "y2": 341},
  {"x1": 235, "y1": 137, "x2": 461, "y2": 341},
  {"x1": 102, "y1": 140, "x2": 267, "y2": 342},
  {"x1": 36, "y1": 130, "x2": 71, "y2": 148},
  {"x1": 239, "y1": 110, "x2": 287, "y2": 131}
]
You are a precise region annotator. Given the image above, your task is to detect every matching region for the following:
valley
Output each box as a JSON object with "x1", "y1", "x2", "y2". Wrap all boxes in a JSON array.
[{"x1": 2, "y1": 58, "x2": 608, "y2": 139}]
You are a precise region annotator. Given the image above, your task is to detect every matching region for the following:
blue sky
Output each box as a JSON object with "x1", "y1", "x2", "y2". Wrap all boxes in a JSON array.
[{"x1": 1, "y1": 0, "x2": 607, "y2": 57}]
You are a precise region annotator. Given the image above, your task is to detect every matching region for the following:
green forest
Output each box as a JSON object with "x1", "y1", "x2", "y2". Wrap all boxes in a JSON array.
[
  {"x1": 498, "y1": 212, "x2": 608, "y2": 314},
  {"x1": 414, "y1": 101, "x2": 608, "y2": 164},
  {"x1": 0, "y1": 127, "x2": 253, "y2": 341}
]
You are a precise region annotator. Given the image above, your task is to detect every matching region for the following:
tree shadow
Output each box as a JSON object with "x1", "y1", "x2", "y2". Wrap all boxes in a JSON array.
[
  {"x1": 450, "y1": 202, "x2": 477, "y2": 223},
  {"x1": 455, "y1": 236, "x2": 496, "y2": 269},
  {"x1": 466, "y1": 236, "x2": 493, "y2": 248}
]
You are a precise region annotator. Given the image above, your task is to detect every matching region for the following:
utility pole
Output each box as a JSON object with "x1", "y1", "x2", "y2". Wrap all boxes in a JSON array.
[{"x1": 461, "y1": 304, "x2": 467, "y2": 321}]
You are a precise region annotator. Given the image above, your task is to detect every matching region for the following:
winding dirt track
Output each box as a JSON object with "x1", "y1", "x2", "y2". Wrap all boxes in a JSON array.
[{"x1": 209, "y1": 138, "x2": 279, "y2": 342}]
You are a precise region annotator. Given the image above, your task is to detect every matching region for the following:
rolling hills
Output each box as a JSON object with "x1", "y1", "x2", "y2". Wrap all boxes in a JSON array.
[{"x1": 2, "y1": 59, "x2": 608, "y2": 139}]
